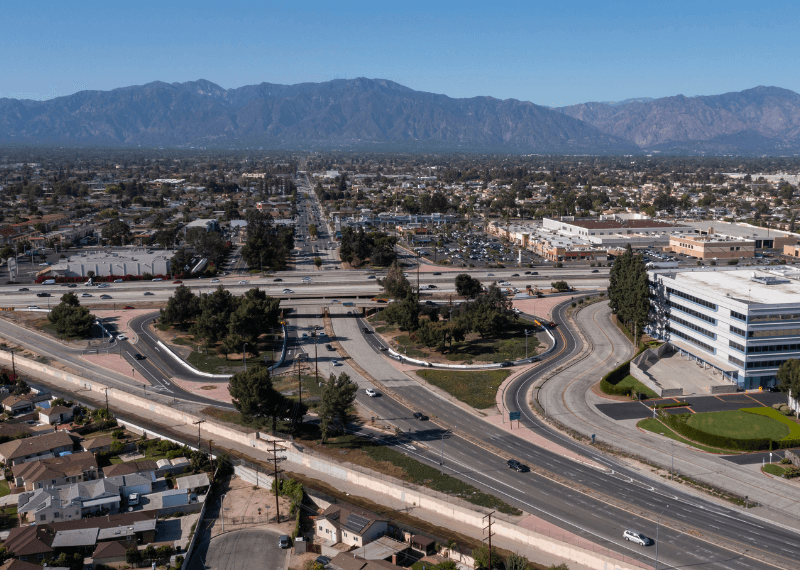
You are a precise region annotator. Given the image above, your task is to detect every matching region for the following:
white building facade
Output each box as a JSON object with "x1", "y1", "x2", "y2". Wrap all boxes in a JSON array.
[{"x1": 648, "y1": 268, "x2": 800, "y2": 390}]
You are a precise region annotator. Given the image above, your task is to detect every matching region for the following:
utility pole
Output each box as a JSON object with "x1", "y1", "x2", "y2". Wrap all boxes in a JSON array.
[
  {"x1": 270, "y1": 441, "x2": 284, "y2": 523},
  {"x1": 313, "y1": 332, "x2": 318, "y2": 384},
  {"x1": 483, "y1": 512, "x2": 495, "y2": 570},
  {"x1": 297, "y1": 353, "x2": 303, "y2": 407},
  {"x1": 9, "y1": 348, "x2": 15, "y2": 382},
  {"x1": 208, "y1": 440, "x2": 215, "y2": 478},
  {"x1": 193, "y1": 420, "x2": 205, "y2": 448},
  {"x1": 101, "y1": 388, "x2": 109, "y2": 417}
]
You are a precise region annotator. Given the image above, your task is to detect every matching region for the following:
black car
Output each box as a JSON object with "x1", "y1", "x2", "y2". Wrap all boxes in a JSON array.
[
  {"x1": 524, "y1": 271, "x2": 531, "y2": 275},
  {"x1": 413, "y1": 412, "x2": 429, "y2": 421},
  {"x1": 507, "y1": 459, "x2": 529, "y2": 472},
  {"x1": 362, "y1": 327, "x2": 371, "y2": 334},
  {"x1": 315, "y1": 556, "x2": 331, "y2": 567},
  {"x1": 36, "y1": 292, "x2": 51, "y2": 297},
  {"x1": 18, "y1": 288, "x2": 29, "y2": 292},
  {"x1": 133, "y1": 353, "x2": 146, "y2": 360},
  {"x1": 530, "y1": 271, "x2": 538, "y2": 275},
  {"x1": 432, "y1": 272, "x2": 442, "y2": 275},
  {"x1": 67, "y1": 284, "x2": 77, "y2": 288},
  {"x1": 591, "y1": 269, "x2": 599, "y2": 273},
  {"x1": 768, "y1": 385, "x2": 781, "y2": 392},
  {"x1": 511, "y1": 273, "x2": 519, "y2": 277},
  {"x1": 273, "y1": 278, "x2": 283, "y2": 282},
  {"x1": 499, "y1": 361, "x2": 513, "y2": 368},
  {"x1": 326, "y1": 344, "x2": 334, "y2": 351}
]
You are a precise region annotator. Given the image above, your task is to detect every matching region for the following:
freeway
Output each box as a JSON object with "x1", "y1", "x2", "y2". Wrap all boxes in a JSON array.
[{"x1": 330, "y1": 302, "x2": 800, "y2": 570}]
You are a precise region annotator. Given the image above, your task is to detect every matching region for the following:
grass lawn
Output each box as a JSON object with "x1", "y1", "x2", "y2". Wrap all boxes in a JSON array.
[
  {"x1": 742, "y1": 407, "x2": 800, "y2": 440},
  {"x1": 763, "y1": 463, "x2": 788, "y2": 477},
  {"x1": 273, "y1": 374, "x2": 325, "y2": 405},
  {"x1": 686, "y1": 410, "x2": 790, "y2": 441},
  {"x1": 186, "y1": 351, "x2": 269, "y2": 375},
  {"x1": 638, "y1": 418, "x2": 731, "y2": 454},
  {"x1": 0, "y1": 506, "x2": 18, "y2": 531},
  {"x1": 615, "y1": 375, "x2": 659, "y2": 399},
  {"x1": 0, "y1": 480, "x2": 9, "y2": 498},
  {"x1": 417, "y1": 369, "x2": 510, "y2": 409}
]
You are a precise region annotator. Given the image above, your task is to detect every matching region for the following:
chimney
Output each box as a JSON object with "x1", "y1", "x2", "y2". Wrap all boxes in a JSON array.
[{"x1": 392, "y1": 555, "x2": 398, "y2": 565}]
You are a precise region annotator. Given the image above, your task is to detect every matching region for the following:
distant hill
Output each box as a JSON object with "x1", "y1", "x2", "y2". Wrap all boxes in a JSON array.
[
  {"x1": 557, "y1": 86, "x2": 800, "y2": 154},
  {"x1": 0, "y1": 78, "x2": 636, "y2": 154}
]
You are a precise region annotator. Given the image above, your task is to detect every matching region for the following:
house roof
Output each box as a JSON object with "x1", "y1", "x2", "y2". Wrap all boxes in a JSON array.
[
  {"x1": 1, "y1": 395, "x2": 34, "y2": 408},
  {"x1": 175, "y1": 473, "x2": 209, "y2": 490},
  {"x1": 102, "y1": 460, "x2": 157, "y2": 478},
  {"x1": 329, "y1": 554, "x2": 402, "y2": 570},
  {"x1": 350, "y1": 537, "x2": 409, "y2": 561},
  {"x1": 52, "y1": 528, "x2": 99, "y2": 548},
  {"x1": 106, "y1": 473, "x2": 152, "y2": 488},
  {"x1": 0, "y1": 431, "x2": 74, "y2": 461},
  {"x1": 92, "y1": 540, "x2": 129, "y2": 559},
  {"x1": 50, "y1": 511, "x2": 155, "y2": 532},
  {"x1": 320, "y1": 505, "x2": 386, "y2": 536},
  {"x1": 80, "y1": 435, "x2": 113, "y2": 452},
  {"x1": 12, "y1": 451, "x2": 98, "y2": 484},
  {"x1": 4, "y1": 525, "x2": 55, "y2": 556},
  {"x1": 0, "y1": 559, "x2": 58, "y2": 570},
  {"x1": 39, "y1": 405, "x2": 71, "y2": 418}
]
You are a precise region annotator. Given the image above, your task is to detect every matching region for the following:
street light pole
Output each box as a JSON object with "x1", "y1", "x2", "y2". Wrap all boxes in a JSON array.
[
  {"x1": 221, "y1": 493, "x2": 226, "y2": 533},
  {"x1": 243, "y1": 343, "x2": 248, "y2": 371},
  {"x1": 524, "y1": 329, "x2": 529, "y2": 359},
  {"x1": 440, "y1": 428, "x2": 454, "y2": 475},
  {"x1": 655, "y1": 505, "x2": 669, "y2": 570}
]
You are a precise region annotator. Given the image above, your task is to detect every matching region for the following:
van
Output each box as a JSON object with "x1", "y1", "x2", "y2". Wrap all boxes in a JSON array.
[{"x1": 43, "y1": 279, "x2": 55, "y2": 285}]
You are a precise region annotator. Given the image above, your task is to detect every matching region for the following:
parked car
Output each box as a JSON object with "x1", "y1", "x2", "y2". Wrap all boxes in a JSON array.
[
  {"x1": 278, "y1": 535, "x2": 291, "y2": 549},
  {"x1": 507, "y1": 459, "x2": 529, "y2": 472},
  {"x1": 325, "y1": 344, "x2": 334, "y2": 351},
  {"x1": 128, "y1": 493, "x2": 139, "y2": 505},
  {"x1": 332, "y1": 359, "x2": 342, "y2": 366},
  {"x1": 623, "y1": 530, "x2": 652, "y2": 546}
]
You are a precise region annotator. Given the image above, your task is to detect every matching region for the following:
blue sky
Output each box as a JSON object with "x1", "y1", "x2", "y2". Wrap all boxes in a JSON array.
[{"x1": 2, "y1": 1, "x2": 798, "y2": 106}]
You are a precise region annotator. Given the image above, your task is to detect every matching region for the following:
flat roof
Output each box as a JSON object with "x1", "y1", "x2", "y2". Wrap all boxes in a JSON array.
[
  {"x1": 684, "y1": 221, "x2": 793, "y2": 240},
  {"x1": 656, "y1": 268, "x2": 800, "y2": 305},
  {"x1": 566, "y1": 219, "x2": 682, "y2": 230}
]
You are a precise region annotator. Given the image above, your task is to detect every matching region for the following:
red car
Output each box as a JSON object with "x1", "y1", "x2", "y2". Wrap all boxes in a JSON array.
[
  {"x1": 173, "y1": 280, "x2": 183, "y2": 284},
  {"x1": 123, "y1": 306, "x2": 135, "y2": 310}
]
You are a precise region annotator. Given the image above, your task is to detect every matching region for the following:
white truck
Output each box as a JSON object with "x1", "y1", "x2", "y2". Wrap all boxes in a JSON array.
[{"x1": 645, "y1": 261, "x2": 679, "y2": 269}]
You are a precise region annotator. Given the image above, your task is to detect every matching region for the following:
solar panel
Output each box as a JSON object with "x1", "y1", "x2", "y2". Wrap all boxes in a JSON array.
[{"x1": 342, "y1": 514, "x2": 370, "y2": 533}]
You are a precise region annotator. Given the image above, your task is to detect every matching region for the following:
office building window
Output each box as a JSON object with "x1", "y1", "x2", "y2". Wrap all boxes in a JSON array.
[
  {"x1": 731, "y1": 311, "x2": 747, "y2": 322},
  {"x1": 747, "y1": 343, "x2": 800, "y2": 354},
  {"x1": 748, "y1": 327, "x2": 800, "y2": 338},
  {"x1": 749, "y1": 312, "x2": 800, "y2": 323},
  {"x1": 746, "y1": 359, "x2": 789, "y2": 370},
  {"x1": 667, "y1": 326, "x2": 716, "y2": 353},
  {"x1": 730, "y1": 325, "x2": 746, "y2": 337},
  {"x1": 728, "y1": 355, "x2": 744, "y2": 367},
  {"x1": 666, "y1": 288, "x2": 717, "y2": 310},
  {"x1": 729, "y1": 340, "x2": 745, "y2": 352},
  {"x1": 668, "y1": 301, "x2": 716, "y2": 324},
  {"x1": 669, "y1": 315, "x2": 715, "y2": 338}
]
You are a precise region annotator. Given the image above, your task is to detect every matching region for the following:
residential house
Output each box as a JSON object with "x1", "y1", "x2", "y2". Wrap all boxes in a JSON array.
[
  {"x1": 175, "y1": 473, "x2": 209, "y2": 495},
  {"x1": 80, "y1": 435, "x2": 114, "y2": 454},
  {"x1": 1, "y1": 395, "x2": 35, "y2": 416},
  {"x1": 12, "y1": 451, "x2": 98, "y2": 490},
  {"x1": 315, "y1": 505, "x2": 389, "y2": 547},
  {"x1": 2, "y1": 526, "x2": 55, "y2": 564},
  {"x1": 0, "y1": 431, "x2": 75, "y2": 466},
  {"x1": 17, "y1": 478, "x2": 121, "y2": 524},
  {"x1": 38, "y1": 406, "x2": 74, "y2": 425},
  {"x1": 328, "y1": 553, "x2": 403, "y2": 570},
  {"x1": 91, "y1": 540, "x2": 129, "y2": 566},
  {"x1": 105, "y1": 473, "x2": 153, "y2": 499},
  {"x1": 0, "y1": 559, "x2": 59, "y2": 570},
  {"x1": 102, "y1": 459, "x2": 157, "y2": 479}
]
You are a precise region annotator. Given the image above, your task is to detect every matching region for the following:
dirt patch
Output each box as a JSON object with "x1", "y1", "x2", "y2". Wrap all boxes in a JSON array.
[{"x1": 200, "y1": 385, "x2": 218, "y2": 391}]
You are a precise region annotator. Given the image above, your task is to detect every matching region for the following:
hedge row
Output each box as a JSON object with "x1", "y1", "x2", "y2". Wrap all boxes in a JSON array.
[
  {"x1": 600, "y1": 361, "x2": 632, "y2": 396},
  {"x1": 662, "y1": 413, "x2": 800, "y2": 451}
]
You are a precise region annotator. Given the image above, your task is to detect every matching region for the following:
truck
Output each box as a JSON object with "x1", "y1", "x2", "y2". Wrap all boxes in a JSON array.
[{"x1": 645, "y1": 261, "x2": 679, "y2": 269}]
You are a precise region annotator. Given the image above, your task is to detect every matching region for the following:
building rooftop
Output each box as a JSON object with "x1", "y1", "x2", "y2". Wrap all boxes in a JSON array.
[{"x1": 655, "y1": 268, "x2": 800, "y2": 305}]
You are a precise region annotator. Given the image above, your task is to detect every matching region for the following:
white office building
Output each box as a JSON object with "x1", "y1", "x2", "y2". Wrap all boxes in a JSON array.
[{"x1": 648, "y1": 267, "x2": 800, "y2": 390}]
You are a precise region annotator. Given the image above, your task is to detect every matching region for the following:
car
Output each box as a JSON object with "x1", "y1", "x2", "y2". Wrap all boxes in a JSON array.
[
  {"x1": 362, "y1": 327, "x2": 371, "y2": 334},
  {"x1": 330, "y1": 299, "x2": 340, "y2": 303},
  {"x1": 18, "y1": 287, "x2": 29, "y2": 291},
  {"x1": 530, "y1": 271, "x2": 538, "y2": 275},
  {"x1": 98, "y1": 283, "x2": 110, "y2": 288},
  {"x1": 283, "y1": 289, "x2": 294, "y2": 294},
  {"x1": 768, "y1": 385, "x2": 781, "y2": 392},
  {"x1": 499, "y1": 361, "x2": 513, "y2": 368},
  {"x1": 211, "y1": 278, "x2": 220, "y2": 283},
  {"x1": 302, "y1": 277, "x2": 311, "y2": 282},
  {"x1": 315, "y1": 556, "x2": 331, "y2": 567},
  {"x1": 428, "y1": 284, "x2": 438, "y2": 289},
  {"x1": 367, "y1": 275, "x2": 376, "y2": 279},
  {"x1": 511, "y1": 273, "x2": 519, "y2": 277},
  {"x1": 273, "y1": 278, "x2": 283, "y2": 282},
  {"x1": 302, "y1": 333, "x2": 308, "y2": 338},
  {"x1": 114, "y1": 279, "x2": 124, "y2": 283},
  {"x1": 332, "y1": 359, "x2": 342, "y2": 366},
  {"x1": 123, "y1": 305, "x2": 134, "y2": 309},
  {"x1": 319, "y1": 332, "x2": 326, "y2": 337},
  {"x1": 425, "y1": 300, "x2": 436, "y2": 306},
  {"x1": 623, "y1": 530, "x2": 652, "y2": 546},
  {"x1": 152, "y1": 278, "x2": 163, "y2": 282},
  {"x1": 133, "y1": 353, "x2": 145, "y2": 360},
  {"x1": 378, "y1": 345, "x2": 388, "y2": 351},
  {"x1": 117, "y1": 335, "x2": 128, "y2": 341},
  {"x1": 413, "y1": 412, "x2": 428, "y2": 421},
  {"x1": 365, "y1": 388, "x2": 378, "y2": 397},
  {"x1": 173, "y1": 280, "x2": 183, "y2": 284},
  {"x1": 82, "y1": 293, "x2": 93, "y2": 297},
  {"x1": 67, "y1": 284, "x2": 77, "y2": 288},
  {"x1": 128, "y1": 492, "x2": 139, "y2": 505},
  {"x1": 100, "y1": 294, "x2": 112, "y2": 299},
  {"x1": 591, "y1": 269, "x2": 599, "y2": 273},
  {"x1": 432, "y1": 272, "x2": 442, "y2": 275},
  {"x1": 36, "y1": 292, "x2": 50, "y2": 297},
  {"x1": 507, "y1": 459, "x2": 529, "y2": 472},
  {"x1": 326, "y1": 344, "x2": 334, "y2": 351},
  {"x1": 144, "y1": 292, "x2": 154, "y2": 296},
  {"x1": 278, "y1": 535, "x2": 291, "y2": 549},
  {"x1": 486, "y1": 273, "x2": 494, "y2": 276},
  {"x1": 238, "y1": 280, "x2": 248, "y2": 285},
  {"x1": 27, "y1": 305, "x2": 40, "y2": 309}
]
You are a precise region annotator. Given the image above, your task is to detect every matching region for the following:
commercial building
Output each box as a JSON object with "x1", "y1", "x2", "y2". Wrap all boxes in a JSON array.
[
  {"x1": 668, "y1": 234, "x2": 755, "y2": 260},
  {"x1": 542, "y1": 216, "x2": 692, "y2": 247},
  {"x1": 682, "y1": 221, "x2": 797, "y2": 250},
  {"x1": 47, "y1": 249, "x2": 174, "y2": 278},
  {"x1": 648, "y1": 267, "x2": 800, "y2": 389}
]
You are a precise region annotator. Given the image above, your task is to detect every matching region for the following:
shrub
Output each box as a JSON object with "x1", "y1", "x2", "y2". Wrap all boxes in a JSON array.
[{"x1": 600, "y1": 361, "x2": 633, "y2": 396}]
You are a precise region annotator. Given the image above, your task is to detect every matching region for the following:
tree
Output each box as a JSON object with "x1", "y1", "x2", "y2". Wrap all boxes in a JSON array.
[
  {"x1": 160, "y1": 284, "x2": 200, "y2": 328},
  {"x1": 227, "y1": 288, "x2": 282, "y2": 346},
  {"x1": 48, "y1": 295, "x2": 94, "y2": 338},
  {"x1": 381, "y1": 261, "x2": 411, "y2": 298},
  {"x1": 320, "y1": 372, "x2": 358, "y2": 442},
  {"x1": 551, "y1": 281, "x2": 570, "y2": 292},
  {"x1": 314, "y1": 256, "x2": 323, "y2": 269},
  {"x1": 505, "y1": 552, "x2": 528, "y2": 570},
  {"x1": 101, "y1": 219, "x2": 131, "y2": 246},
  {"x1": 381, "y1": 294, "x2": 420, "y2": 331},
  {"x1": 170, "y1": 248, "x2": 195, "y2": 276},
  {"x1": 308, "y1": 223, "x2": 318, "y2": 238},
  {"x1": 0, "y1": 245, "x2": 12, "y2": 261},
  {"x1": 228, "y1": 367, "x2": 292, "y2": 432},
  {"x1": 455, "y1": 273, "x2": 483, "y2": 298},
  {"x1": 192, "y1": 286, "x2": 237, "y2": 344},
  {"x1": 608, "y1": 244, "x2": 649, "y2": 340},
  {"x1": 14, "y1": 378, "x2": 30, "y2": 396},
  {"x1": 777, "y1": 359, "x2": 800, "y2": 418},
  {"x1": 242, "y1": 210, "x2": 294, "y2": 271},
  {"x1": 472, "y1": 545, "x2": 500, "y2": 570},
  {"x1": 186, "y1": 228, "x2": 227, "y2": 267}
]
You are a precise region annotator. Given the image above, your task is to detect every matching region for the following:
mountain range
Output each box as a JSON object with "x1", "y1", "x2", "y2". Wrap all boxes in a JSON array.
[{"x1": 1, "y1": 78, "x2": 799, "y2": 155}]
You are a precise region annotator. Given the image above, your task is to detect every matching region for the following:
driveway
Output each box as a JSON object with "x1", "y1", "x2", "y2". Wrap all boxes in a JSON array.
[{"x1": 190, "y1": 528, "x2": 288, "y2": 570}]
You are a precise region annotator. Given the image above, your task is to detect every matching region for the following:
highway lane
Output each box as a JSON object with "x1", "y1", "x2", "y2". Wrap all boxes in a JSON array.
[{"x1": 331, "y1": 304, "x2": 800, "y2": 569}]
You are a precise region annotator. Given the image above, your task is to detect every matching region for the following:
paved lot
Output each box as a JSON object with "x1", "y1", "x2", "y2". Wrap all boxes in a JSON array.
[
  {"x1": 722, "y1": 449, "x2": 800, "y2": 465},
  {"x1": 192, "y1": 528, "x2": 288, "y2": 570},
  {"x1": 597, "y1": 392, "x2": 786, "y2": 421}
]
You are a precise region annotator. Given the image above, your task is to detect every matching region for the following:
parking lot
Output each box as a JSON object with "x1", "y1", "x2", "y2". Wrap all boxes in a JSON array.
[{"x1": 597, "y1": 391, "x2": 786, "y2": 421}]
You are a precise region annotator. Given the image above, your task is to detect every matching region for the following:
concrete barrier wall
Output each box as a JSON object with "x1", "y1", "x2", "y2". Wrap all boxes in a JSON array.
[
  {"x1": 180, "y1": 495, "x2": 208, "y2": 570},
  {"x1": 629, "y1": 361, "x2": 681, "y2": 397},
  {"x1": 708, "y1": 384, "x2": 739, "y2": 394}
]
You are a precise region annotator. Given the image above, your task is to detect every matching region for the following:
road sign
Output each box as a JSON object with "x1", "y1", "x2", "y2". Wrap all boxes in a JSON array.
[{"x1": 509, "y1": 411, "x2": 521, "y2": 421}]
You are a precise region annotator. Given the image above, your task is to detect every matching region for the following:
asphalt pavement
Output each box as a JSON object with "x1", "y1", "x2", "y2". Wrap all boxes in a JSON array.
[{"x1": 597, "y1": 392, "x2": 786, "y2": 421}]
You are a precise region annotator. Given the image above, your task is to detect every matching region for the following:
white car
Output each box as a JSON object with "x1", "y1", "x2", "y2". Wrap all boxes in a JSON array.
[
  {"x1": 116, "y1": 335, "x2": 127, "y2": 341},
  {"x1": 128, "y1": 493, "x2": 140, "y2": 506},
  {"x1": 151, "y1": 278, "x2": 163, "y2": 282},
  {"x1": 302, "y1": 277, "x2": 311, "y2": 282},
  {"x1": 365, "y1": 388, "x2": 377, "y2": 397},
  {"x1": 282, "y1": 289, "x2": 294, "y2": 294},
  {"x1": 332, "y1": 359, "x2": 342, "y2": 366},
  {"x1": 211, "y1": 279, "x2": 220, "y2": 283},
  {"x1": 238, "y1": 280, "x2": 248, "y2": 285},
  {"x1": 98, "y1": 283, "x2": 110, "y2": 288},
  {"x1": 82, "y1": 293, "x2": 92, "y2": 298},
  {"x1": 623, "y1": 530, "x2": 652, "y2": 546}
]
